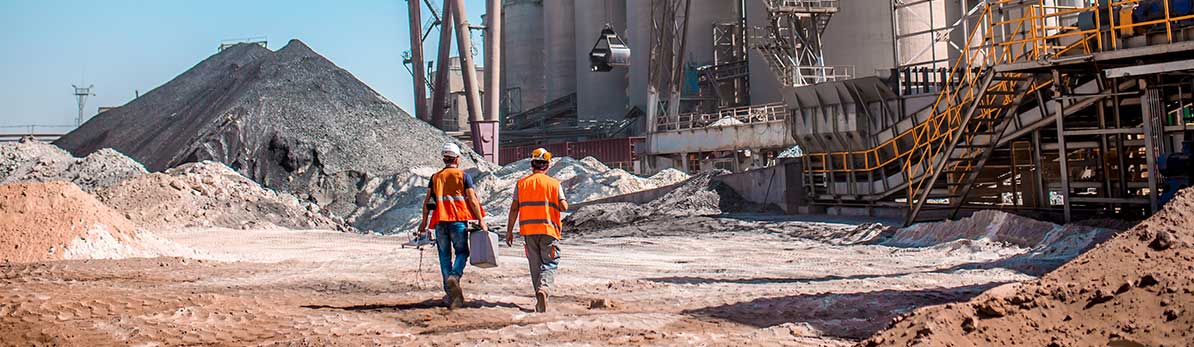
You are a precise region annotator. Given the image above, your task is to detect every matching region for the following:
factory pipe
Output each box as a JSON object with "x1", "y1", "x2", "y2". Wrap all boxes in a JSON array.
[
  {"x1": 479, "y1": 0, "x2": 501, "y2": 163},
  {"x1": 430, "y1": 0, "x2": 454, "y2": 129},
  {"x1": 406, "y1": 0, "x2": 428, "y2": 123},
  {"x1": 448, "y1": 0, "x2": 489, "y2": 161}
]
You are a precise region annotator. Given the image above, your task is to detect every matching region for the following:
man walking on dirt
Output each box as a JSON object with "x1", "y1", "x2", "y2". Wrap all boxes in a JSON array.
[
  {"x1": 505, "y1": 148, "x2": 568, "y2": 313},
  {"x1": 419, "y1": 143, "x2": 488, "y2": 309}
]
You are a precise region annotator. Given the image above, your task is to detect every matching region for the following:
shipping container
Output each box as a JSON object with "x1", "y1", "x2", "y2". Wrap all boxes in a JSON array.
[{"x1": 499, "y1": 137, "x2": 645, "y2": 173}]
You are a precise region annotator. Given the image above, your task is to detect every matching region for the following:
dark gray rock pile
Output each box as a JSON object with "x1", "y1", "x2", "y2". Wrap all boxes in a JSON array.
[{"x1": 55, "y1": 40, "x2": 489, "y2": 230}]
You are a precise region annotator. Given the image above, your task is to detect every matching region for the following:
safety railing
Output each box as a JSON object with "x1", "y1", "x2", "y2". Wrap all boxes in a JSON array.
[
  {"x1": 802, "y1": 0, "x2": 1194, "y2": 173},
  {"x1": 654, "y1": 103, "x2": 786, "y2": 132},
  {"x1": 990, "y1": 0, "x2": 1194, "y2": 60},
  {"x1": 764, "y1": 0, "x2": 839, "y2": 12},
  {"x1": 802, "y1": 1, "x2": 1048, "y2": 199},
  {"x1": 801, "y1": 0, "x2": 1194, "y2": 212},
  {"x1": 790, "y1": 65, "x2": 855, "y2": 85}
]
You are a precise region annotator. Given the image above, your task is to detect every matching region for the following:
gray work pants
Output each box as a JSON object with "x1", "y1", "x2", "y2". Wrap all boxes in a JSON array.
[{"x1": 523, "y1": 234, "x2": 560, "y2": 295}]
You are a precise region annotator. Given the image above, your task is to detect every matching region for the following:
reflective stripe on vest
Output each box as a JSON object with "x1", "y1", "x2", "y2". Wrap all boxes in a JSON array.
[
  {"x1": 519, "y1": 218, "x2": 562, "y2": 231},
  {"x1": 432, "y1": 195, "x2": 468, "y2": 202},
  {"x1": 519, "y1": 200, "x2": 565, "y2": 212}
]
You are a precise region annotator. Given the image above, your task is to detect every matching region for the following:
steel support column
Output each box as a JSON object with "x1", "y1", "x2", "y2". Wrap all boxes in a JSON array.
[
  {"x1": 407, "y1": 0, "x2": 429, "y2": 123},
  {"x1": 1053, "y1": 70, "x2": 1072, "y2": 222},
  {"x1": 448, "y1": 0, "x2": 485, "y2": 160},
  {"x1": 430, "y1": 0, "x2": 455, "y2": 129},
  {"x1": 1140, "y1": 80, "x2": 1162, "y2": 212},
  {"x1": 477, "y1": 0, "x2": 502, "y2": 163}
]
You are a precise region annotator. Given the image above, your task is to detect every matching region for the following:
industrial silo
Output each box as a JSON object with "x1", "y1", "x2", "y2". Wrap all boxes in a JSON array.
[
  {"x1": 625, "y1": 0, "x2": 651, "y2": 117},
  {"x1": 502, "y1": 0, "x2": 547, "y2": 114},
  {"x1": 543, "y1": 0, "x2": 577, "y2": 101},
  {"x1": 574, "y1": 0, "x2": 629, "y2": 122},
  {"x1": 821, "y1": 0, "x2": 896, "y2": 78}
]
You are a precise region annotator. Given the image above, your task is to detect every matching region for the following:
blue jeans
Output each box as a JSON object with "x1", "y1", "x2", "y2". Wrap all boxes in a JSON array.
[{"x1": 435, "y1": 222, "x2": 470, "y2": 294}]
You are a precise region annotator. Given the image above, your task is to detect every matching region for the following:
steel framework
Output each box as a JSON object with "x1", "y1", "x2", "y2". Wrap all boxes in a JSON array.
[{"x1": 798, "y1": 0, "x2": 1194, "y2": 225}]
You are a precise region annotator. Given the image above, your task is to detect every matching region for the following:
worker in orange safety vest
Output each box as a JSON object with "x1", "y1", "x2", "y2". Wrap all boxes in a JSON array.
[
  {"x1": 419, "y1": 143, "x2": 488, "y2": 309},
  {"x1": 505, "y1": 148, "x2": 568, "y2": 313}
]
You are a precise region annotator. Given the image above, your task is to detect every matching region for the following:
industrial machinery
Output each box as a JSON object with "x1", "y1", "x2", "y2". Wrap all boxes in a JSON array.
[
  {"x1": 788, "y1": 0, "x2": 1194, "y2": 225},
  {"x1": 589, "y1": 24, "x2": 631, "y2": 72}
]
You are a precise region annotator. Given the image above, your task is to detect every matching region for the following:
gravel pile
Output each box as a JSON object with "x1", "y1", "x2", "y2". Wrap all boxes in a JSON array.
[
  {"x1": 355, "y1": 157, "x2": 689, "y2": 233},
  {"x1": 863, "y1": 187, "x2": 1194, "y2": 346},
  {"x1": 54, "y1": 40, "x2": 490, "y2": 230},
  {"x1": 0, "y1": 181, "x2": 188, "y2": 262},
  {"x1": 97, "y1": 161, "x2": 351, "y2": 232},
  {"x1": 0, "y1": 141, "x2": 146, "y2": 192},
  {"x1": 564, "y1": 170, "x2": 762, "y2": 235}
]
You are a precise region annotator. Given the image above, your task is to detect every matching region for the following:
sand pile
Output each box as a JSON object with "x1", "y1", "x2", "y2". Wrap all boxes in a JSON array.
[
  {"x1": 54, "y1": 40, "x2": 490, "y2": 230},
  {"x1": 0, "y1": 141, "x2": 146, "y2": 192},
  {"x1": 862, "y1": 188, "x2": 1194, "y2": 346},
  {"x1": 881, "y1": 210, "x2": 1058, "y2": 248},
  {"x1": 0, "y1": 182, "x2": 187, "y2": 263},
  {"x1": 355, "y1": 157, "x2": 689, "y2": 232},
  {"x1": 97, "y1": 161, "x2": 350, "y2": 232}
]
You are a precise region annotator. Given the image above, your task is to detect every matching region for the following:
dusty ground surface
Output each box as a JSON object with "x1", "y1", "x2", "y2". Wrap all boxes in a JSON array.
[{"x1": 0, "y1": 216, "x2": 1048, "y2": 346}]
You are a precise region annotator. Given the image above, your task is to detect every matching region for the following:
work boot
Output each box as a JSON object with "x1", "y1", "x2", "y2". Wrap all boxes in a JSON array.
[
  {"x1": 535, "y1": 290, "x2": 548, "y2": 313},
  {"x1": 447, "y1": 276, "x2": 464, "y2": 309}
]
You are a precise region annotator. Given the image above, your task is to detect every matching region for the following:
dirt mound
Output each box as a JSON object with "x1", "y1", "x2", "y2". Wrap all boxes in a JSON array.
[
  {"x1": 356, "y1": 157, "x2": 688, "y2": 233},
  {"x1": 881, "y1": 210, "x2": 1058, "y2": 248},
  {"x1": 54, "y1": 40, "x2": 490, "y2": 231},
  {"x1": 0, "y1": 141, "x2": 146, "y2": 192},
  {"x1": 0, "y1": 182, "x2": 184, "y2": 262},
  {"x1": 97, "y1": 161, "x2": 350, "y2": 232},
  {"x1": 861, "y1": 188, "x2": 1194, "y2": 346}
]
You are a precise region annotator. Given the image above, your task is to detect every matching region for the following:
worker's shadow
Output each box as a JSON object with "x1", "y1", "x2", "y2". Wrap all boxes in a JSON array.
[{"x1": 303, "y1": 299, "x2": 530, "y2": 312}]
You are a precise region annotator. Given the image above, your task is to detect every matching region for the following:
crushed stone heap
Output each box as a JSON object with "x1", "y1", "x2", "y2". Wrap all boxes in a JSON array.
[
  {"x1": 0, "y1": 182, "x2": 188, "y2": 263},
  {"x1": 862, "y1": 187, "x2": 1194, "y2": 346},
  {"x1": 354, "y1": 156, "x2": 689, "y2": 232},
  {"x1": 54, "y1": 39, "x2": 490, "y2": 230},
  {"x1": 97, "y1": 161, "x2": 350, "y2": 232},
  {"x1": 564, "y1": 170, "x2": 769, "y2": 236},
  {"x1": 0, "y1": 141, "x2": 146, "y2": 192}
]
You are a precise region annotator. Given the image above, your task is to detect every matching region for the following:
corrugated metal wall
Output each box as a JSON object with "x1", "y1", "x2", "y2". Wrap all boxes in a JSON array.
[{"x1": 499, "y1": 137, "x2": 645, "y2": 167}]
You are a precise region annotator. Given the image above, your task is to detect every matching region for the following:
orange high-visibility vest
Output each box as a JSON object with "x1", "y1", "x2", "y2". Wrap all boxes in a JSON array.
[
  {"x1": 516, "y1": 173, "x2": 564, "y2": 239},
  {"x1": 430, "y1": 168, "x2": 477, "y2": 223}
]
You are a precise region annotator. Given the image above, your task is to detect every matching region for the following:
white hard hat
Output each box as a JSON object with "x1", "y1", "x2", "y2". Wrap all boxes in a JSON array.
[{"x1": 442, "y1": 143, "x2": 462, "y2": 158}]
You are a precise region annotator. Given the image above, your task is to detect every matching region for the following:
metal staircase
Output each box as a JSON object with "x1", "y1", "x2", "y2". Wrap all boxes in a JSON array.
[{"x1": 905, "y1": 70, "x2": 1044, "y2": 223}]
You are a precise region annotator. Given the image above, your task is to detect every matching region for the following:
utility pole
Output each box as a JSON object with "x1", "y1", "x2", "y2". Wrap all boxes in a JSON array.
[
  {"x1": 430, "y1": 0, "x2": 455, "y2": 129},
  {"x1": 407, "y1": 0, "x2": 429, "y2": 123},
  {"x1": 479, "y1": 0, "x2": 502, "y2": 163},
  {"x1": 72, "y1": 84, "x2": 95, "y2": 127}
]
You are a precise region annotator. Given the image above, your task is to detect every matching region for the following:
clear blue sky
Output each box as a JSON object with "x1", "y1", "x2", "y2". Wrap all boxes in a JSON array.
[{"x1": 0, "y1": 0, "x2": 487, "y2": 131}]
